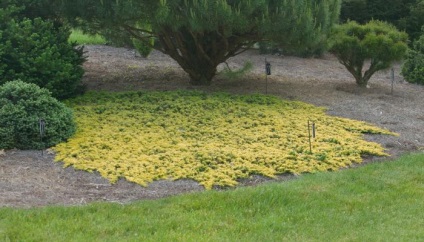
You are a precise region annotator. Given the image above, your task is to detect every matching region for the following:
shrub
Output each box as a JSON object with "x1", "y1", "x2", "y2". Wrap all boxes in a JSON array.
[
  {"x1": 402, "y1": 32, "x2": 424, "y2": 85},
  {"x1": 0, "y1": 80, "x2": 76, "y2": 150},
  {"x1": 132, "y1": 38, "x2": 154, "y2": 58},
  {"x1": 0, "y1": 5, "x2": 85, "y2": 100},
  {"x1": 329, "y1": 20, "x2": 408, "y2": 87}
]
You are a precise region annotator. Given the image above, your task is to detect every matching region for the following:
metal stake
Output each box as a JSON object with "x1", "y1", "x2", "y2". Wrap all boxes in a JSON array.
[
  {"x1": 391, "y1": 68, "x2": 395, "y2": 95},
  {"x1": 308, "y1": 120, "x2": 316, "y2": 154},
  {"x1": 308, "y1": 120, "x2": 312, "y2": 154},
  {"x1": 39, "y1": 119, "x2": 45, "y2": 156},
  {"x1": 265, "y1": 58, "x2": 271, "y2": 94}
]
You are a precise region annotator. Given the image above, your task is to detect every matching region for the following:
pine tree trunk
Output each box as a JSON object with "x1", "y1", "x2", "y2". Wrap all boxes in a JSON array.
[
  {"x1": 341, "y1": 61, "x2": 371, "y2": 87},
  {"x1": 156, "y1": 27, "x2": 252, "y2": 86},
  {"x1": 185, "y1": 65, "x2": 217, "y2": 86},
  {"x1": 355, "y1": 76, "x2": 369, "y2": 87}
]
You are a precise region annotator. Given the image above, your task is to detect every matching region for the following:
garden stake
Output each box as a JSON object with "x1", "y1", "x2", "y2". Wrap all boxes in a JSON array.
[
  {"x1": 308, "y1": 120, "x2": 312, "y2": 154},
  {"x1": 39, "y1": 119, "x2": 45, "y2": 156},
  {"x1": 265, "y1": 70, "x2": 267, "y2": 94},
  {"x1": 391, "y1": 68, "x2": 395, "y2": 95},
  {"x1": 265, "y1": 58, "x2": 271, "y2": 94},
  {"x1": 308, "y1": 120, "x2": 316, "y2": 153}
]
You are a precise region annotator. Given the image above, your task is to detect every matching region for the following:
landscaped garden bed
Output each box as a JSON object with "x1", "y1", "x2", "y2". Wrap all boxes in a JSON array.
[{"x1": 1, "y1": 45, "x2": 423, "y2": 207}]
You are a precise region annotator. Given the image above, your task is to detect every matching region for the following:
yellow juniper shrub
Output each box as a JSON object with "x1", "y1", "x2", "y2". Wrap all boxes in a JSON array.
[{"x1": 54, "y1": 91, "x2": 396, "y2": 189}]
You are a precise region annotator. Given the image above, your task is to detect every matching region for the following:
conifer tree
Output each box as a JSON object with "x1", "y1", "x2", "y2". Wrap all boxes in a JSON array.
[
  {"x1": 329, "y1": 20, "x2": 408, "y2": 87},
  {"x1": 61, "y1": 0, "x2": 341, "y2": 85}
]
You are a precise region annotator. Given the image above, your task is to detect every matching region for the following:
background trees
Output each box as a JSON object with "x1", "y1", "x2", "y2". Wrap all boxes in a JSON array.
[
  {"x1": 329, "y1": 20, "x2": 408, "y2": 87},
  {"x1": 340, "y1": 0, "x2": 424, "y2": 42},
  {"x1": 61, "y1": 0, "x2": 341, "y2": 85},
  {"x1": 402, "y1": 28, "x2": 424, "y2": 85},
  {"x1": 0, "y1": 0, "x2": 62, "y2": 22}
]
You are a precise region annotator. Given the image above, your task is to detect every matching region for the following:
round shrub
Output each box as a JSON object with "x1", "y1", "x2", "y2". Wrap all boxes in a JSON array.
[
  {"x1": 0, "y1": 5, "x2": 85, "y2": 100},
  {"x1": 0, "y1": 80, "x2": 76, "y2": 150},
  {"x1": 402, "y1": 33, "x2": 424, "y2": 85}
]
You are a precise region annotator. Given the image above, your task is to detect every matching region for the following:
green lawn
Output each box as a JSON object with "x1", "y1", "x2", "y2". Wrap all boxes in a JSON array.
[
  {"x1": 69, "y1": 29, "x2": 106, "y2": 45},
  {"x1": 1, "y1": 152, "x2": 423, "y2": 241}
]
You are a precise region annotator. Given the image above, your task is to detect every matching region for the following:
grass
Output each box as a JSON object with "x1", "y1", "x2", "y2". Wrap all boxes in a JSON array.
[
  {"x1": 1, "y1": 152, "x2": 423, "y2": 241},
  {"x1": 69, "y1": 29, "x2": 106, "y2": 45},
  {"x1": 54, "y1": 91, "x2": 394, "y2": 189}
]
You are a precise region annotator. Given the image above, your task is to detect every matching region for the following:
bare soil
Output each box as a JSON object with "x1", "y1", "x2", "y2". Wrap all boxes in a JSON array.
[{"x1": 1, "y1": 45, "x2": 423, "y2": 208}]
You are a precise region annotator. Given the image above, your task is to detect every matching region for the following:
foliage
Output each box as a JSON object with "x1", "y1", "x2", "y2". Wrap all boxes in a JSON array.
[
  {"x1": 265, "y1": 0, "x2": 341, "y2": 58},
  {"x1": 0, "y1": 5, "x2": 85, "y2": 100},
  {"x1": 2, "y1": 152, "x2": 424, "y2": 241},
  {"x1": 100, "y1": 29, "x2": 135, "y2": 47},
  {"x1": 60, "y1": 0, "x2": 341, "y2": 85},
  {"x1": 131, "y1": 22, "x2": 154, "y2": 58},
  {"x1": 340, "y1": 0, "x2": 415, "y2": 24},
  {"x1": 340, "y1": 0, "x2": 369, "y2": 23},
  {"x1": 340, "y1": 0, "x2": 424, "y2": 42},
  {"x1": 402, "y1": 31, "x2": 424, "y2": 84},
  {"x1": 0, "y1": 0, "x2": 62, "y2": 23},
  {"x1": 54, "y1": 91, "x2": 395, "y2": 189},
  {"x1": 406, "y1": 1, "x2": 424, "y2": 41},
  {"x1": 0, "y1": 81, "x2": 76, "y2": 150},
  {"x1": 329, "y1": 20, "x2": 408, "y2": 87},
  {"x1": 257, "y1": 41, "x2": 326, "y2": 58}
]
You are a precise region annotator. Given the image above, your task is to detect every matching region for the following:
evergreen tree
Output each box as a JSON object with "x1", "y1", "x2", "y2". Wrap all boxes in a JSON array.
[
  {"x1": 0, "y1": 3, "x2": 85, "y2": 99},
  {"x1": 61, "y1": 0, "x2": 341, "y2": 85}
]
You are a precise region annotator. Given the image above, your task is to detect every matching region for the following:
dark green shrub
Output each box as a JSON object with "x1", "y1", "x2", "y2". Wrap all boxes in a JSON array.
[
  {"x1": 0, "y1": 6, "x2": 85, "y2": 100},
  {"x1": 0, "y1": 80, "x2": 76, "y2": 150},
  {"x1": 402, "y1": 33, "x2": 424, "y2": 85}
]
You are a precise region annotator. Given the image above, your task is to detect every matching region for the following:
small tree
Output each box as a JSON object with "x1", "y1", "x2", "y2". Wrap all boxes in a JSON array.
[{"x1": 329, "y1": 20, "x2": 408, "y2": 87}]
